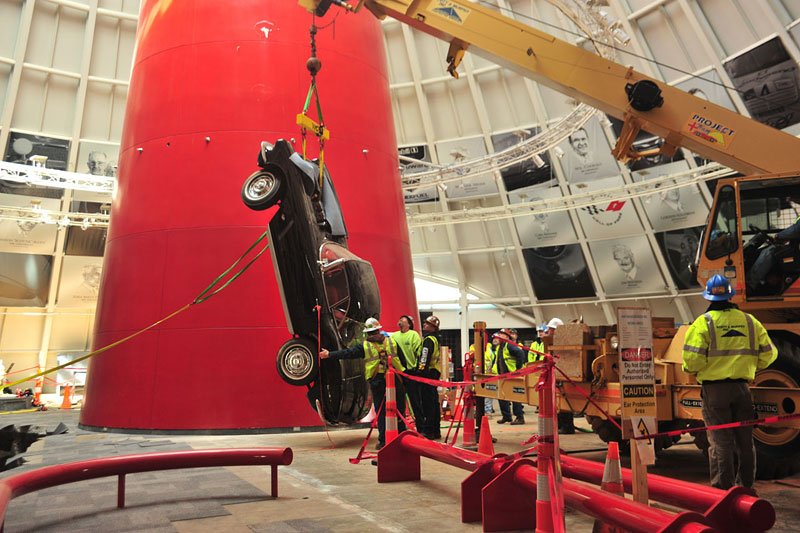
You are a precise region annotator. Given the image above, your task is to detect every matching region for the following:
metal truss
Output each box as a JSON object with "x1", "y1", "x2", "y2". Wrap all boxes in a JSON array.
[
  {"x1": 0, "y1": 161, "x2": 115, "y2": 194},
  {"x1": 407, "y1": 162, "x2": 732, "y2": 227}
]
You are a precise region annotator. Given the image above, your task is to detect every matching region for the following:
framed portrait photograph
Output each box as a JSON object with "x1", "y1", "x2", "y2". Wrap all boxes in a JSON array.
[
  {"x1": 57, "y1": 255, "x2": 104, "y2": 307},
  {"x1": 632, "y1": 160, "x2": 710, "y2": 232},
  {"x1": 77, "y1": 141, "x2": 120, "y2": 177},
  {"x1": 509, "y1": 184, "x2": 577, "y2": 247},
  {"x1": 435, "y1": 137, "x2": 499, "y2": 199},
  {"x1": 589, "y1": 236, "x2": 666, "y2": 296},
  {"x1": 557, "y1": 117, "x2": 620, "y2": 184},
  {"x1": 0, "y1": 193, "x2": 59, "y2": 254}
]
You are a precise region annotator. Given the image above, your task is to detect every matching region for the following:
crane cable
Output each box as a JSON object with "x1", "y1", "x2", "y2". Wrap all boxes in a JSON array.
[{"x1": 298, "y1": 15, "x2": 330, "y2": 189}]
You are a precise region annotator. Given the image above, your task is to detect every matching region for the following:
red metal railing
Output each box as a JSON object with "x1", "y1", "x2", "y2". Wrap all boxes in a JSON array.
[
  {"x1": 378, "y1": 431, "x2": 775, "y2": 532},
  {"x1": 0, "y1": 447, "x2": 293, "y2": 530}
]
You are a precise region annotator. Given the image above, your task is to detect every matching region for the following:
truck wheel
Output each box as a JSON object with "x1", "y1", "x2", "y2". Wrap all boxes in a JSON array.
[
  {"x1": 276, "y1": 338, "x2": 318, "y2": 386},
  {"x1": 754, "y1": 336, "x2": 800, "y2": 479},
  {"x1": 241, "y1": 166, "x2": 284, "y2": 210},
  {"x1": 586, "y1": 415, "x2": 630, "y2": 454}
]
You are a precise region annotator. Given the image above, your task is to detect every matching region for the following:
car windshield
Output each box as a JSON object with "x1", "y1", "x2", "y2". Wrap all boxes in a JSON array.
[{"x1": 320, "y1": 243, "x2": 381, "y2": 346}]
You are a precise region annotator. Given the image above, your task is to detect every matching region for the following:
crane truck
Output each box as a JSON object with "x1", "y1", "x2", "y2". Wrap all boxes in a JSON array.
[{"x1": 300, "y1": 0, "x2": 800, "y2": 478}]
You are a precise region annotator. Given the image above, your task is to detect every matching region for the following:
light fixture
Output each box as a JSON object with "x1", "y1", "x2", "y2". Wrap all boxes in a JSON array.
[
  {"x1": 554, "y1": 146, "x2": 565, "y2": 159},
  {"x1": 437, "y1": 182, "x2": 448, "y2": 192},
  {"x1": 612, "y1": 27, "x2": 631, "y2": 46},
  {"x1": 532, "y1": 154, "x2": 546, "y2": 168}
]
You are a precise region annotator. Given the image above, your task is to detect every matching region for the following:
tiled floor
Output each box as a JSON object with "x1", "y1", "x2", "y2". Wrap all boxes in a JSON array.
[{"x1": 0, "y1": 410, "x2": 798, "y2": 532}]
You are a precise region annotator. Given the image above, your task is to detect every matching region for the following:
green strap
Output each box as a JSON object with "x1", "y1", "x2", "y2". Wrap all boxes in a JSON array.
[
  {"x1": 192, "y1": 229, "x2": 271, "y2": 304},
  {"x1": 302, "y1": 81, "x2": 325, "y2": 131}
]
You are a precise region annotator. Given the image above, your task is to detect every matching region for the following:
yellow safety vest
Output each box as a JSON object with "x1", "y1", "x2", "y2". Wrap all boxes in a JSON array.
[
  {"x1": 364, "y1": 337, "x2": 404, "y2": 380},
  {"x1": 487, "y1": 343, "x2": 518, "y2": 374},
  {"x1": 681, "y1": 309, "x2": 777, "y2": 383},
  {"x1": 391, "y1": 329, "x2": 421, "y2": 368},
  {"x1": 528, "y1": 340, "x2": 545, "y2": 363},
  {"x1": 419, "y1": 334, "x2": 441, "y2": 373}
]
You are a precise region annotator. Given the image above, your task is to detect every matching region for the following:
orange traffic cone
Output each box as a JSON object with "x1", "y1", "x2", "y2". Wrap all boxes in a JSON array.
[
  {"x1": 460, "y1": 391, "x2": 477, "y2": 450},
  {"x1": 33, "y1": 374, "x2": 43, "y2": 406},
  {"x1": 477, "y1": 415, "x2": 495, "y2": 456},
  {"x1": 61, "y1": 384, "x2": 73, "y2": 410},
  {"x1": 592, "y1": 441, "x2": 625, "y2": 533}
]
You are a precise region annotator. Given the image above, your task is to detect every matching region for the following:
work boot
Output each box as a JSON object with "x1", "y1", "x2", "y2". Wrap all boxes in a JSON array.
[
  {"x1": 510, "y1": 417, "x2": 525, "y2": 425},
  {"x1": 497, "y1": 418, "x2": 512, "y2": 424}
]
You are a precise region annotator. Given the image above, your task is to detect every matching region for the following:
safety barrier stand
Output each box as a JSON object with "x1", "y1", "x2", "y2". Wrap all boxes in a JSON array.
[
  {"x1": 0, "y1": 447, "x2": 293, "y2": 530},
  {"x1": 385, "y1": 356, "x2": 399, "y2": 444}
]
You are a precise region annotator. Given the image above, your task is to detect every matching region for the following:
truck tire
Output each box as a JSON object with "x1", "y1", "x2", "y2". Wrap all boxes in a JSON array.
[
  {"x1": 276, "y1": 337, "x2": 318, "y2": 386},
  {"x1": 754, "y1": 335, "x2": 800, "y2": 479},
  {"x1": 586, "y1": 415, "x2": 630, "y2": 454}
]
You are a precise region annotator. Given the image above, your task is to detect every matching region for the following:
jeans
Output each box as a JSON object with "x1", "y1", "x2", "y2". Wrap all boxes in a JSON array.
[{"x1": 498, "y1": 399, "x2": 524, "y2": 420}]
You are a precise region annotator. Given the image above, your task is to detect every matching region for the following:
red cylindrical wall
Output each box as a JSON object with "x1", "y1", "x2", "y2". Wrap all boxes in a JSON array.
[{"x1": 79, "y1": 1, "x2": 417, "y2": 431}]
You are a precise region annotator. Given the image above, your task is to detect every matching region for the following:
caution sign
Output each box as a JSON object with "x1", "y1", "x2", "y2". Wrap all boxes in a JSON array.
[{"x1": 617, "y1": 307, "x2": 656, "y2": 465}]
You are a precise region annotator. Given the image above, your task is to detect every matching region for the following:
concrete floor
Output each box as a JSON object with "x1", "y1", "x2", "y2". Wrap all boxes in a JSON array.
[{"x1": 0, "y1": 409, "x2": 798, "y2": 532}]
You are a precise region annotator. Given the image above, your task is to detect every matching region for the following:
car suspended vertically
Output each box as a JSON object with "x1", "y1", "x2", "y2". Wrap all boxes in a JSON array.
[{"x1": 241, "y1": 139, "x2": 378, "y2": 425}]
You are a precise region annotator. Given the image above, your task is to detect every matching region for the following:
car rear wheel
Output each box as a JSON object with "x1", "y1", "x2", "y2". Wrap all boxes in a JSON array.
[
  {"x1": 276, "y1": 337, "x2": 318, "y2": 386},
  {"x1": 241, "y1": 167, "x2": 284, "y2": 210}
]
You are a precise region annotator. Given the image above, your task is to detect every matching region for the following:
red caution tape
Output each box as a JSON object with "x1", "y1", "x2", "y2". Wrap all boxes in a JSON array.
[
  {"x1": 396, "y1": 361, "x2": 547, "y2": 389},
  {"x1": 631, "y1": 412, "x2": 800, "y2": 441}
]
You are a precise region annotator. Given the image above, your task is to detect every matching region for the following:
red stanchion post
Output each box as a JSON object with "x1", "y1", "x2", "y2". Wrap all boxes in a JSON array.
[
  {"x1": 535, "y1": 355, "x2": 564, "y2": 533},
  {"x1": 385, "y1": 356, "x2": 399, "y2": 445},
  {"x1": 461, "y1": 356, "x2": 477, "y2": 450}
]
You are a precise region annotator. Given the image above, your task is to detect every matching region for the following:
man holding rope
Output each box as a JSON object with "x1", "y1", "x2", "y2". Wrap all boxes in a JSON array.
[{"x1": 682, "y1": 274, "x2": 777, "y2": 489}]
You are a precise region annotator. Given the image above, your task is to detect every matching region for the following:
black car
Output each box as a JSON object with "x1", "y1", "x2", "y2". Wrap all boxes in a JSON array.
[{"x1": 241, "y1": 139, "x2": 378, "y2": 425}]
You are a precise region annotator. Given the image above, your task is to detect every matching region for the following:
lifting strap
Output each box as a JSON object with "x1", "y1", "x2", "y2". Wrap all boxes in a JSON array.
[{"x1": 297, "y1": 19, "x2": 330, "y2": 187}]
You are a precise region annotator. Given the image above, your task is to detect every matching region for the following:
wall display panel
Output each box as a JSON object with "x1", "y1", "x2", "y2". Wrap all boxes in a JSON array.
[
  {"x1": 609, "y1": 117, "x2": 685, "y2": 172},
  {"x1": 510, "y1": 185, "x2": 577, "y2": 247},
  {"x1": 655, "y1": 226, "x2": 703, "y2": 290},
  {"x1": 674, "y1": 69, "x2": 736, "y2": 111},
  {"x1": 400, "y1": 144, "x2": 437, "y2": 203},
  {"x1": 491, "y1": 128, "x2": 553, "y2": 191},
  {"x1": 65, "y1": 201, "x2": 108, "y2": 256},
  {"x1": 632, "y1": 160, "x2": 710, "y2": 232},
  {"x1": 57, "y1": 255, "x2": 103, "y2": 307},
  {"x1": 0, "y1": 193, "x2": 59, "y2": 254},
  {"x1": 557, "y1": 117, "x2": 620, "y2": 183},
  {"x1": 589, "y1": 236, "x2": 666, "y2": 296},
  {"x1": 476, "y1": 69, "x2": 517, "y2": 132},
  {"x1": 0, "y1": 252, "x2": 52, "y2": 307},
  {"x1": 522, "y1": 244, "x2": 595, "y2": 300},
  {"x1": 571, "y1": 175, "x2": 643, "y2": 240},
  {"x1": 435, "y1": 137, "x2": 498, "y2": 198},
  {"x1": 1, "y1": 133, "x2": 68, "y2": 199},
  {"x1": 723, "y1": 37, "x2": 800, "y2": 130},
  {"x1": 77, "y1": 141, "x2": 119, "y2": 177},
  {"x1": 3, "y1": 131, "x2": 70, "y2": 170}
]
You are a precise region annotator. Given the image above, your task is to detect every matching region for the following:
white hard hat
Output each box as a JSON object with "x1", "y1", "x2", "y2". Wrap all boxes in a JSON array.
[
  {"x1": 363, "y1": 317, "x2": 382, "y2": 334},
  {"x1": 547, "y1": 318, "x2": 564, "y2": 330}
]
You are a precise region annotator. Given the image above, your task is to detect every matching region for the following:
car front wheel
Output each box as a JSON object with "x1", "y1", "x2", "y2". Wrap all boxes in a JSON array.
[{"x1": 241, "y1": 167, "x2": 283, "y2": 210}]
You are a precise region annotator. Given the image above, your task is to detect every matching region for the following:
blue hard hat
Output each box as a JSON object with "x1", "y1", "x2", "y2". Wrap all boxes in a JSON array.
[{"x1": 703, "y1": 274, "x2": 735, "y2": 301}]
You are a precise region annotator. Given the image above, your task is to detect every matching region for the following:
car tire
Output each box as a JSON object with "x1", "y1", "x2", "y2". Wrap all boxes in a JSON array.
[
  {"x1": 276, "y1": 337, "x2": 318, "y2": 386},
  {"x1": 241, "y1": 166, "x2": 284, "y2": 210}
]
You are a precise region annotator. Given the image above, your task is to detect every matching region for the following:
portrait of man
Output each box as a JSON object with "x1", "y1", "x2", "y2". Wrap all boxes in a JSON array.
[
  {"x1": 568, "y1": 127, "x2": 593, "y2": 166},
  {"x1": 81, "y1": 264, "x2": 102, "y2": 295},
  {"x1": 660, "y1": 188, "x2": 684, "y2": 213},
  {"x1": 86, "y1": 151, "x2": 109, "y2": 176},
  {"x1": 613, "y1": 244, "x2": 638, "y2": 281}
]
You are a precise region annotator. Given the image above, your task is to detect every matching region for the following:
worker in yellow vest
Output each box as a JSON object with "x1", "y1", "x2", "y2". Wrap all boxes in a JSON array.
[
  {"x1": 489, "y1": 328, "x2": 526, "y2": 425},
  {"x1": 682, "y1": 275, "x2": 778, "y2": 489},
  {"x1": 392, "y1": 315, "x2": 423, "y2": 428},
  {"x1": 416, "y1": 316, "x2": 442, "y2": 440},
  {"x1": 321, "y1": 317, "x2": 408, "y2": 449}
]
